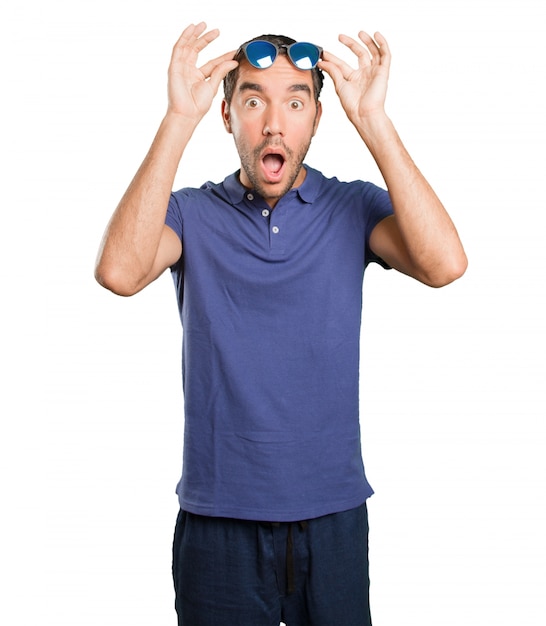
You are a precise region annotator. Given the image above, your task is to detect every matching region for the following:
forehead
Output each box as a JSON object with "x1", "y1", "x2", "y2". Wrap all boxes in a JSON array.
[{"x1": 234, "y1": 56, "x2": 315, "y2": 95}]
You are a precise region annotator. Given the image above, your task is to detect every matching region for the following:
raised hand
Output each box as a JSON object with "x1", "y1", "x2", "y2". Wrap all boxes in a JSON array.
[
  {"x1": 167, "y1": 22, "x2": 238, "y2": 123},
  {"x1": 319, "y1": 31, "x2": 391, "y2": 123}
]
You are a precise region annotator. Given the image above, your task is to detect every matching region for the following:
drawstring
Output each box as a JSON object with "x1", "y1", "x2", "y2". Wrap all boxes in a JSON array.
[
  {"x1": 270, "y1": 520, "x2": 308, "y2": 595},
  {"x1": 286, "y1": 523, "x2": 296, "y2": 595}
]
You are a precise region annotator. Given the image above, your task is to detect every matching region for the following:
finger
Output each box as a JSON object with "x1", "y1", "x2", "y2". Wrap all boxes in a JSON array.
[
  {"x1": 172, "y1": 22, "x2": 219, "y2": 58},
  {"x1": 373, "y1": 31, "x2": 388, "y2": 48},
  {"x1": 174, "y1": 22, "x2": 207, "y2": 48},
  {"x1": 358, "y1": 31, "x2": 391, "y2": 67},
  {"x1": 207, "y1": 59, "x2": 240, "y2": 92},
  {"x1": 199, "y1": 50, "x2": 238, "y2": 79},
  {"x1": 318, "y1": 59, "x2": 343, "y2": 86},
  {"x1": 338, "y1": 33, "x2": 373, "y2": 67},
  {"x1": 319, "y1": 50, "x2": 354, "y2": 81},
  {"x1": 373, "y1": 31, "x2": 391, "y2": 62},
  {"x1": 194, "y1": 27, "x2": 221, "y2": 53}
]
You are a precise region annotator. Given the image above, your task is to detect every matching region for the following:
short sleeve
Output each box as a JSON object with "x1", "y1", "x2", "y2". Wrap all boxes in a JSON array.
[
  {"x1": 165, "y1": 192, "x2": 184, "y2": 240},
  {"x1": 361, "y1": 182, "x2": 393, "y2": 268}
]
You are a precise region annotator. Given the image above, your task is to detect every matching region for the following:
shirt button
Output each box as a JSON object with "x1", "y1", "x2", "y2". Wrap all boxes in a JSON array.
[
  {"x1": 247, "y1": 193, "x2": 254, "y2": 201},
  {"x1": 272, "y1": 226, "x2": 280, "y2": 234},
  {"x1": 262, "y1": 209, "x2": 270, "y2": 217}
]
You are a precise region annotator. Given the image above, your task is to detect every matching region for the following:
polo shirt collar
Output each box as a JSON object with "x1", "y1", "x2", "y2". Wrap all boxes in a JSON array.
[{"x1": 221, "y1": 165, "x2": 322, "y2": 206}]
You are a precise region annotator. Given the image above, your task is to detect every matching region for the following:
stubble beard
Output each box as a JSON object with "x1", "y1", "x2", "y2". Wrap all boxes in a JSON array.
[{"x1": 237, "y1": 137, "x2": 313, "y2": 204}]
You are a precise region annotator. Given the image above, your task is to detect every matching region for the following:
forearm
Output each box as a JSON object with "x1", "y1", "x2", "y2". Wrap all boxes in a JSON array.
[
  {"x1": 95, "y1": 113, "x2": 194, "y2": 294},
  {"x1": 356, "y1": 113, "x2": 467, "y2": 285}
]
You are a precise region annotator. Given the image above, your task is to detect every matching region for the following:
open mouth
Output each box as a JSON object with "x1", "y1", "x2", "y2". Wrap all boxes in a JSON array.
[{"x1": 261, "y1": 153, "x2": 286, "y2": 181}]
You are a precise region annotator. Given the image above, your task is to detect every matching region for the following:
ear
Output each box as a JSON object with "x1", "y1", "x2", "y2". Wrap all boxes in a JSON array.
[
  {"x1": 221, "y1": 99, "x2": 232, "y2": 134},
  {"x1": 312, "y1": 101, "x2": 323, "y2": 137}
]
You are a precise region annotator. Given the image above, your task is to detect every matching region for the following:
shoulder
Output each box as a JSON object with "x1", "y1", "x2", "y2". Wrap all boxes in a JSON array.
[
  {"x1": 170, "y1": 172, "x2": 242, "y2": 213},
  {"x1": 305, "y1": 166, "x2": 387, "y2": 200},
  {"x1": 304, "y1": 167, "x2": 392, "y2": 224}
]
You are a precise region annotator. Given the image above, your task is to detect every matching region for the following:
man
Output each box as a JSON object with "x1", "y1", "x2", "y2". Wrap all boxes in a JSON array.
[{"x1": 95, "y1": 22, "x2": 467, "y2": 626}]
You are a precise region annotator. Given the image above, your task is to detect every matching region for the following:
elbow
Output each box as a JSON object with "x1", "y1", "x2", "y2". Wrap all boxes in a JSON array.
[
  {"x1": 94, "y1": 261, "x2": 142, "y2": 297},
  {"x1": 425, "y1": 251, "x2": 468, "y2": 288}
]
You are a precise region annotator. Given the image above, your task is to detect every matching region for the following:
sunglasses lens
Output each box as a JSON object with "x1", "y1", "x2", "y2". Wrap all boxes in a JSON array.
[
  {"x1": 289, "y1": 42, "x2": 321, "y2": 69},
  {"x1": 245, "y1": 41, "x2": 277, "y2": 68}
]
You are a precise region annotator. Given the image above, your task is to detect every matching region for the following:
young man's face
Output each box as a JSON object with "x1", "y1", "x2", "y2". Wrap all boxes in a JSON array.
[{"x1": 222, "y1": 55, "x2": 322, "y2": 208}]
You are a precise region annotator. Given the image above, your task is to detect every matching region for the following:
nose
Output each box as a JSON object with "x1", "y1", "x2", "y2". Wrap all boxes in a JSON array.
[{"x1": 263, "y1": 105, "x2": 284, "y2": 137}]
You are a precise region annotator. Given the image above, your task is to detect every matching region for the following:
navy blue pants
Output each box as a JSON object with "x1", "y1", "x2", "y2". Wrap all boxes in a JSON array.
[{"x1": 172, "y1": 502, "x2": 372, "y2": 625}]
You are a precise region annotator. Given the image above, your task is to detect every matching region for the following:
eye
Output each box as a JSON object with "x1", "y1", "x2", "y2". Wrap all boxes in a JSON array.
[
  {"x1": 289, "y1": 100, "x2": 304, "y2": 111},
  {"x1": 245, "y1": 97, "x2": 263, "y2": 109}
]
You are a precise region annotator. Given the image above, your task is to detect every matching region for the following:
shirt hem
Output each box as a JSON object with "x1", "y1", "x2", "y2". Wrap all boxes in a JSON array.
[{"x1": 177, "y1": 491, "x2": 374, "y2": 523}]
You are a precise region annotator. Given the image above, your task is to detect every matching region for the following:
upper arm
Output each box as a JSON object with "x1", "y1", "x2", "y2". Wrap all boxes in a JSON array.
[
  {"x1": 369, "y1": 212, "x2": 468, "y2": 287},
  {"x1": 101, "y1": 224, "x2": 182, "y2": 297},
  {"x1": 145, "y1": 224, "x2": 182, "y2": 286},
  {"x1": 368, "y1": 215, "x2": 416, "y2": 279}
]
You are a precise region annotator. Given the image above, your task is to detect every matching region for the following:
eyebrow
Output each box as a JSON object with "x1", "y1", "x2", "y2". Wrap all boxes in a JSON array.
[
  {"x1": 238, "y1": 82, "x2": 312, "y2": 96},
  {"x1": 238, "y1": 82, "x2": 263, "y2": 93}
]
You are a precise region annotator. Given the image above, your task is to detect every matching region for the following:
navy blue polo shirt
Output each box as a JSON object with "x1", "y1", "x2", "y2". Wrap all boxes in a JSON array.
[{"x1": 166, "y1": 165, "x2": 393, "y2": 522}]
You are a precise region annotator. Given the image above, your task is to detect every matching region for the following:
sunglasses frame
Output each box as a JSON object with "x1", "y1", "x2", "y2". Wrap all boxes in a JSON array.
[{"x1": 240, "y1": 40, "x2": 324, "y2": 71}]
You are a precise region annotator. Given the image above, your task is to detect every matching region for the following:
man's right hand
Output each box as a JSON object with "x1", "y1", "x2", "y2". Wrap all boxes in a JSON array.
[{"x1": 167, "y1": 22, "x2": 238, "y2": 123}]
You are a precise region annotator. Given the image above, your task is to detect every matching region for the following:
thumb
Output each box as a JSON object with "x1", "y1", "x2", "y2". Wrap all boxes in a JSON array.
[{"x1": 207, "y1": 59, "x2": 239, "y2": 93}]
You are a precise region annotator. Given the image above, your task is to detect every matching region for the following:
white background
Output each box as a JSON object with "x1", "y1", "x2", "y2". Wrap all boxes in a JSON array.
[{"x1": 2, "y1": 0, "x2": 545, "y2": 624}]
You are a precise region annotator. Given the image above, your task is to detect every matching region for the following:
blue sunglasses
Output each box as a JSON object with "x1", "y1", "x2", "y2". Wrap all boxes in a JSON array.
[{"x1": 240, "y1": 40, "x2": 323, "y2": 70}]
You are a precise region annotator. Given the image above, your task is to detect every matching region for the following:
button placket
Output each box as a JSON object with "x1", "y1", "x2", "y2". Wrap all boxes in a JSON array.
[
  {"x1": 244, "y1": 191, "x2": 285, "y2": 253},
  {"x1": 268, "y1": 209, "x2": 285, "y2": 253}
]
